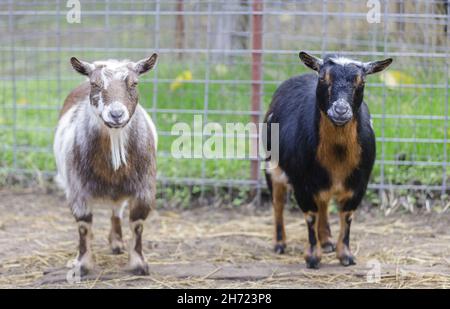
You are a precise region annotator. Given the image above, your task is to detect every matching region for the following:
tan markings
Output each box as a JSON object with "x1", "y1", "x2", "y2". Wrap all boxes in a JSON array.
[
  {"x1": 354, "y1": 74, "x2": 363, "y2": 86},
  {"x1": 325, "y1": 69, "x2": 332, "y2": 98},
  {"x1": 109, "y1": 212, "x2": 124, "y2": 254},
  {"x1": 315, "y1": 110, "x2": 361, "y2": 203},
  {"x1": 315, "y1": 197, "x2": 331, "y2": 245},
  {"x1": 59, "y1": 82, "x2": 90, "y2": 118},
  {"x1": 271, "y1": 168, "x2": 287, "y2": 248},
  {"x1": 313, "y1": 170, "x2": 354, "y2": 252},
  {"x1": 324, "y1": 68, "x2": 331, "y2": 84},
  {"x1": 317, "y1": 111, "x2": 361, "y2": 183},
  {"x1": 269, "y1": 164, "x2": 289, "y2": 185},
  {"x1": 336, "y1": 211, "x2": 354, "y2": 260},
  {"x1": 304, "y1": 211, "x2": 321, "y2": 262},
  {"x1": 314, "y1": 189, "x2": 354, "y2": 207}
]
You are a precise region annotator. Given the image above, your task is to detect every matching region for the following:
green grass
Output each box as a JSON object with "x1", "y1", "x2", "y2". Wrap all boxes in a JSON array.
[{"x1": 1, "y1": 55, "x2": 449, "y2": 188}]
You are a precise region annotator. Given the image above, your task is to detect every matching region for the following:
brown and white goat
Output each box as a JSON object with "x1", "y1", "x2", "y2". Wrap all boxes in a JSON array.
[{"x1": 53, "y1": 54, "x2": 158, "y2": 275}]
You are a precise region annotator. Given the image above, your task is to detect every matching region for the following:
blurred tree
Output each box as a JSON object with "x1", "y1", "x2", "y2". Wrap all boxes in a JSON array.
[
  {"x1": 175, "y1": 0, "x2": 185, "y2": 60},
  {"x1": 212, "y1": 0, "x2": 250, "y2": 62},
  {"x1": 396, "y1": 1, "x2": 405, "y2": 33}
]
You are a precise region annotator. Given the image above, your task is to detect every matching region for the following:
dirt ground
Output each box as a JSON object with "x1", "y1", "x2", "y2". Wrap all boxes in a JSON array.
[{"x1": 0, "y1": 188, "x2": 449, "y2": 289}]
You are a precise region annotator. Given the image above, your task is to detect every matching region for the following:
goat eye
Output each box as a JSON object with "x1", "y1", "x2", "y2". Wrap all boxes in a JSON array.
[{"x1": 130, "y1": 81, "x2": 138, "y2": 88}]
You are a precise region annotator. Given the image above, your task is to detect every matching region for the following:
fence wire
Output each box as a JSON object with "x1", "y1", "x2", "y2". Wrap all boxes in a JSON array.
[{"x1": 0, "y1": 0, "x2": 449, "y2": 203}]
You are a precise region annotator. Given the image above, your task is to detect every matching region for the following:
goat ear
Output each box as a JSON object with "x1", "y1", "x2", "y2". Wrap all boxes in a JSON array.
[
  {"x1": 299, "y1": 51, "x2": 323, "y2": 72},
  {"x1": 134, "y1": 53, "x2": 158, "y2": 75},
  {"x1": 363, "y1": 58, "x2": 393, "y2": 75},
  {"x1": 70, "y1": 57, "x2": 93, "y2": 76}
]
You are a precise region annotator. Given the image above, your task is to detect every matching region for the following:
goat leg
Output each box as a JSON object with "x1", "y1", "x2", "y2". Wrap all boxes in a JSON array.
[
  {"x1": 271, "y1": 176, "x2": 287, "y2": 254},
  {"x1": 127, "y1": 198, "x2": 152, "y2": 276},
  {"x1": 336, "y1": 210, "x2": 356, "y2": 266},
  {"x1": 318, "y1": 201, "x2": 335, "y2": 253},
  {"x1": 109, "y1": 202, "x2": 125, "y2": 254},
  {"x1": 304, "y1": 211, "x2": 321, "y2": 269}
]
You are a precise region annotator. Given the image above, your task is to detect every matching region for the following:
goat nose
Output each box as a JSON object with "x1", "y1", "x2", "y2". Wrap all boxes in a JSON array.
[
  {"x1": 110, "y1": 109, "x2": 124, "y2": 121},
  {"x1": 334, "y1": 103, "x2": 349, "y2": 116}
]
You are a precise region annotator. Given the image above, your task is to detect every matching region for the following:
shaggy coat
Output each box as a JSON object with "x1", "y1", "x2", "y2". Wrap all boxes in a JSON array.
[{"x1": 54, "y1": 54, "x2": 158, "y2": 275}]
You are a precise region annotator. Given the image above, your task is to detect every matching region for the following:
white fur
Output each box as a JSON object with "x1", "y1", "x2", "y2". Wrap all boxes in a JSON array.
[
  {"x1": 101, "y1": 68, "x2": 110, "y2": 89},
  {"x1": 54, "y1": 96, "x2": 128, "y2": 194},
  {"x1": 79, "y1": 59, "x2": 95, "y2": 73},
  {"x1": 95, "y1": 93, "x2": 104, "y2": 115},
  {"x1": 112, "y1": 199, "x2": 129, "y2": 220},
  {"x1": 267, "y1": 162, "x2": 289, "y2": 184},
  {"x1": 93, "y1": 59, "x2": 130, "y2": 70},
  {"x1": 54, "y1": 104, "x2": 79, "y2": 191},
  {"x1": 137, "y1": 105, "x2": 158, "y2": 150},
  {"x1": 109, "y1": 127, "x2": 129, "y2": 171},
  {"x1": 66, "y1": 222, "x2": 95, "y2": 272},
  {"x1": 127, "y1": 220, "x2": 147, "y2": 270},
  {"x1": 93, "y1": 60, "x2": 130, "y2": 90},
  {"x1": 54, "y1": 98, "x2": 157, "y2": 192},
  {"x1": 101, "y1": 101, "x2": 130, "y2": 125},
  {"x1": 330, "y1": 57, "x2": 363, "y2": 67},
  {"x1": 54, "y1": 97, "x2": 101, "y2": 198},
  {"x1": 71, "y1": 198, "x2": 93, "y2": 220},
  {"x1": 55, "y1": 78, "x2": 157, "y2": 195}
]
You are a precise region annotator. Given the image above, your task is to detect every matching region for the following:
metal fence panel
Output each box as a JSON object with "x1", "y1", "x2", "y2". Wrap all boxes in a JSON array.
[{"x1": 0, "y1": 0, "x2": 449, "y2": 202}]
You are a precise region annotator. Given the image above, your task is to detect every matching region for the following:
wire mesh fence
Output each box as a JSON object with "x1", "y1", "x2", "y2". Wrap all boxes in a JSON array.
[{"x1": 0, "y1": 0, "x2": 449, "y2": 204}]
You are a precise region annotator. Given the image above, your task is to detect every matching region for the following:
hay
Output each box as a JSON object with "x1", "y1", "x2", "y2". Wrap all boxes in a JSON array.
[{"x1": 0, "y1": 188, "x2": 449, "y2": 288}]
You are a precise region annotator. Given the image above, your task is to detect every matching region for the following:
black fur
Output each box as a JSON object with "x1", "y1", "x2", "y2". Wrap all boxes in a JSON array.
[
  {"x1": 264, "y1": 52, "x2": 392, "y2": 268},
  {"x1": 265, "y1": 72, "x2": 375, "y2": 213}
]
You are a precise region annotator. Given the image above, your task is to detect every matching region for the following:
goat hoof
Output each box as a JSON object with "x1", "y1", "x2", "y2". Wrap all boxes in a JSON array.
[
  {"x1": 109, "y1": 238, "x2": 125, "y2": 255},
  {"x1": 111, "y1": 242, "x2": 125, "y2": 255},
  {"x1": 321, "y1": 242, "x2": 336, "y2": 253},
  {"x1": 274, "y1": 243, "x2": 286, "y2": 254},
  {"x1": 68, "y1": 256, "x2": 96, "y2": 278},
  {"x1": 79, "y1": 265, "x2": 92, "y2": 277},
  {"x1": 111, "y1": 247, "x2": 124, "y2": 255},
  {"x1": 130, "y1": 264, "x2": 149, "y2": 276},
  {"x1": 305, "y1": 256, "x2": 321, "y2": 269},
  {"x1": 339, "y1": 255, "x2": 356, "y2": 267}
]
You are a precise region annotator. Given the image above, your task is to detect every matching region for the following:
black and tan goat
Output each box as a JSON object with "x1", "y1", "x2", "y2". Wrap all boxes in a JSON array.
[
  {"x1": 264, "y1": 52, "x2": 392, "y2": 269},
  {"x1": 54, "y1": 54, "x2": 158, "y2": 275}
]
